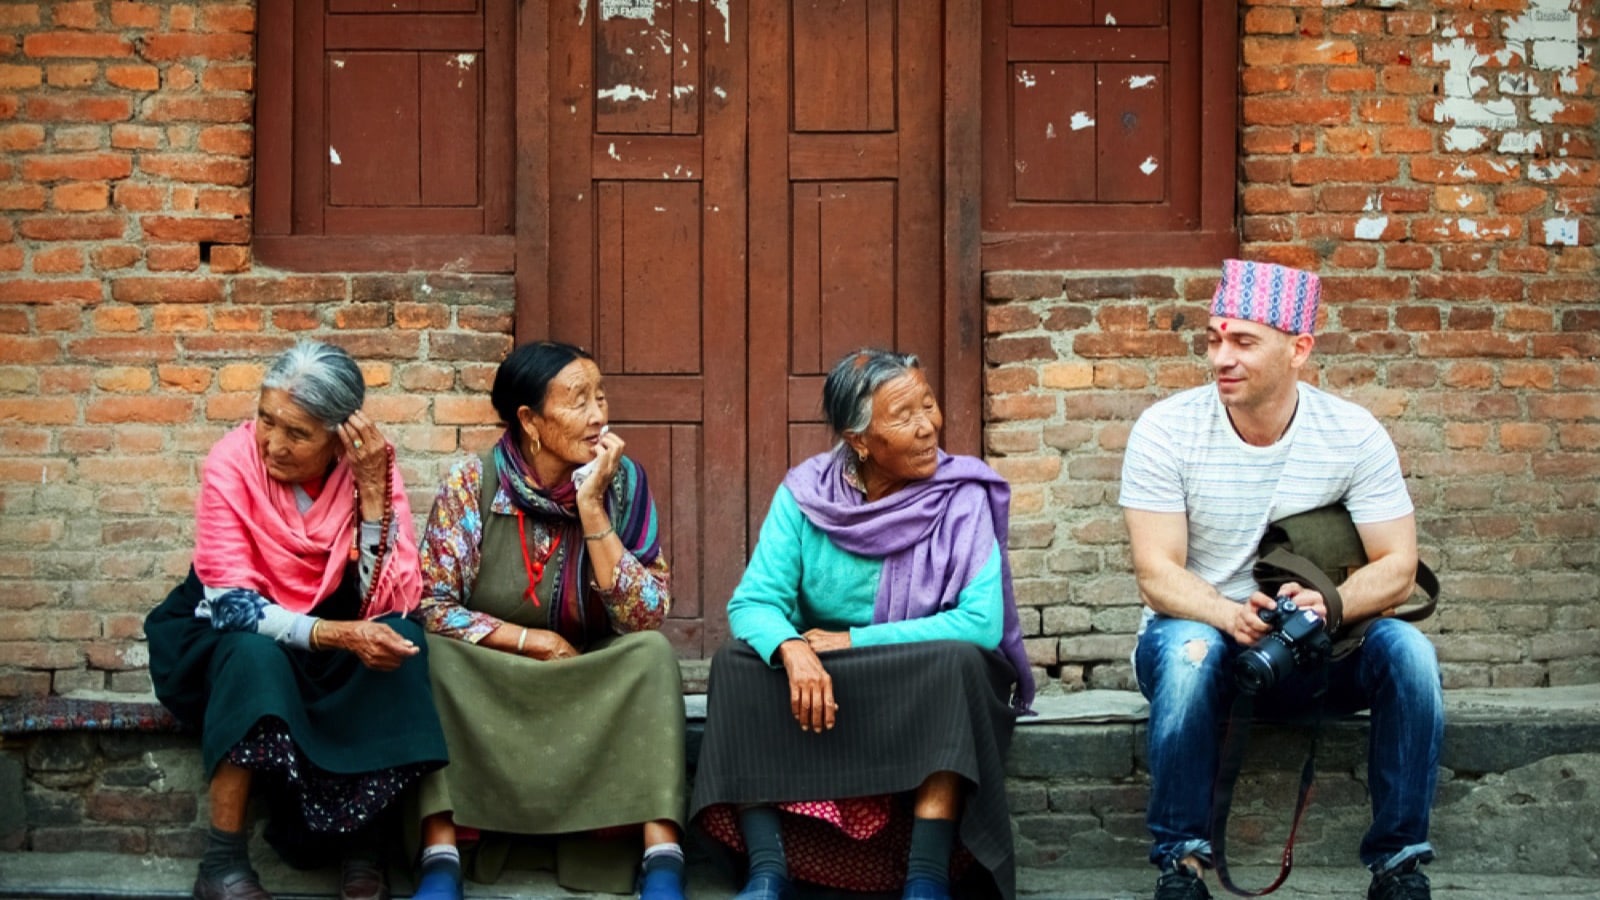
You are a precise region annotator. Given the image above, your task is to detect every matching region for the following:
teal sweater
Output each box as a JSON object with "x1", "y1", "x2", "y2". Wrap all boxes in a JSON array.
[{"x1": 727, "y1": 485, "x2": 1004, "y2": 665}]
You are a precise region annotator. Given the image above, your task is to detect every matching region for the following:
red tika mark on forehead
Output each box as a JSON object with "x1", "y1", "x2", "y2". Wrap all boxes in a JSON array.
[{"x1": 1219, "y1": 321, "x2": 1228, "y2": 332}]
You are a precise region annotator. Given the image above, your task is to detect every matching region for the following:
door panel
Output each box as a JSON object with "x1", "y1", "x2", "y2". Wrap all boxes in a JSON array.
[
  {"x1": 543, "y1": 0, "x2": 959, "y2": 655},
  {"x1": 547, "y1": 0, "x2": 745, "y2": 657},
  {"x1": 750, "y1": 0, "x2": 947, "y2": 543}
]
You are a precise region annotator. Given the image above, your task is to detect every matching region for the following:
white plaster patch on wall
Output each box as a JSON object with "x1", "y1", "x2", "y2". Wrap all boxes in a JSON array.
[
  {"x1": 1529, "y1": 160, "x2": 1579, "y2": 182},
  {"x1": 1126, "y1": 74, "x2": 1157, "y2": 89},
  {"x1": 1498, "y1": 72, "x2": 1538, "y2": 96},
  {"x1": 1529, "y1": 97, "x2": 1569, "y2": 123},
  {"x1": 329, "y1": 146, "x2": 341, "y2": 165},
  {"x1": 1455, "y1": 193, "x2": 1474, "y2": 209},
  {"x1": 607, "y1": 142, "x2": 621, "y2": 161},
  {"x1": 598, "y1": 84, "x2": 658, "y2": 102},
  {"x1": 1105, "y1": 14, "x2": 1116, "y2": 25},
  {"x1": 1431, "y1": 39, "x2": 1520, "y2": 128},
  {"x1": 712, "y1": 0, "x2": 730, "y2": 44},
  {"x1": 1504, "y1": 0, "x2": 1580, "y2": 72},
  {"x1": 1498, "y1": 131, "x2": 1545, "y2": 154},
  {"x1": 1354, "y1": 216, "x2": 1389, "y2": 240},
  {"x1": 1045, "y1": 122, "x2": 1056, "y2": 139},
  {"x1": 332, "y1": 58, "x2": 345, "y2": 69},
  {"x1": 1070, "y1": 111, "x2": 1095, "y2": 130},
  {"x1": 1543, "y1": 217, "x2": 1580, "y2": 246},
  {"x1": 601, "y1": 0, "x2": 655, "y2": 25},
  {"x1": 578, "y1": 0, "x2": 588, "y2": 27},
  {"x1": 452, "y1": 53, "x2": 476, "y2": 69},
  {"x1": 673, "y1": 84, "x2": 695, "y2": 99},
  {"x1": 1139, "y1": 156, "x2": 1159, "y2": 175},
  {"x1": 1443, "y1": 127, "x2": 1488, "y2": 151},
  {"x1": 1016, "y1": 69, "x2": 1037, "y2": 88},
  {"x1": 713, "y1": 86, "x2": 727, "y2": 100}
]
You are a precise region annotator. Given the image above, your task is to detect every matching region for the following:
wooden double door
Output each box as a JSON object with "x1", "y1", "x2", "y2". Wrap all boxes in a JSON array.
[{"x1": 521, "y1": 0, "x2": 980, "y2": 655}]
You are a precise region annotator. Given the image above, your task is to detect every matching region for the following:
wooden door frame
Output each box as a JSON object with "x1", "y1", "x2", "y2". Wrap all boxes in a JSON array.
[{"x1": 517, "y1": 1, "x2": 983, "y2": 433}]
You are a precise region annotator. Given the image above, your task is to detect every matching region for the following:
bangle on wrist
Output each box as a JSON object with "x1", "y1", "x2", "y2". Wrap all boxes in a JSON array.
[
  {"x1": 516, "y1": 628, "x2": 528, "y2": 653},
  {"x1": 310, "y1": 619, "x2": 324, "y2": 651},
  {"x1": 583, "y1": 526, "x2": 614, "y2": 542}
]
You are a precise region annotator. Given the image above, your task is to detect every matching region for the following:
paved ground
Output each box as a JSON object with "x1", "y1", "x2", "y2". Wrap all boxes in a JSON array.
[{"x1": 2, "y1": 853, "x2": 1596, "y2": 900}]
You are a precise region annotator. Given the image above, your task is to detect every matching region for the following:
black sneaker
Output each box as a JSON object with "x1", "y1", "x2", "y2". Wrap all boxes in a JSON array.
[
  {"x1": 1368, "y1": 861, "x2": 1431, "y2": 900},
  {"x1": 1154, "y1": 865, "x2": 1211, "y2": 900}
]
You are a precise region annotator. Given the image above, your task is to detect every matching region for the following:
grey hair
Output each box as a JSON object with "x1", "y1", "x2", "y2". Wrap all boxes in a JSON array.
[
  {"x1": 822, "y1": 348, "x2": 921, "y2": 440},
  {"x1": 260, "y1": 340, "x2": 366, "y2": 430}
]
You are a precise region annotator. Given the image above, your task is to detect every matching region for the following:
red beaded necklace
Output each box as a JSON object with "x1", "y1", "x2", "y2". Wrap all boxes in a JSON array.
[
  {"x1": 515, "y1": 509, "x2": 561, "y2": 607},
  {"x1": 349, "y1": 443, "x2": 395, "y2": 617}
]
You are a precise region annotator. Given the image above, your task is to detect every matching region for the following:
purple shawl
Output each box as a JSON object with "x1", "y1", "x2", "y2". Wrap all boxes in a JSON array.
[{"x1": 784, "y1": 449, "x2": 1037, "y2": 713}]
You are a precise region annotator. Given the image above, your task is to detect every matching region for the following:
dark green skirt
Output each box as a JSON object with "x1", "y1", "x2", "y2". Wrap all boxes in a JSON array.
[{"x1": 146, "y1": 568, "x2": 448, "y2": 794}]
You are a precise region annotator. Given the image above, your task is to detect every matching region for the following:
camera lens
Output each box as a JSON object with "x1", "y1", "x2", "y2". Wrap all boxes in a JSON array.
[{"x1": 1233, "y1": 634, "x2": 1296, "y2": 695}]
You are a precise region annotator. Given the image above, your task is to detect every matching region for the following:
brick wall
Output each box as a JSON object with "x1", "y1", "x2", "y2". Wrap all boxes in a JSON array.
[
  {"x1": 0, "y1": 1, "x2": 1596, "y2": 703},
  {"x1": 985, "y1": 0, "x2": 1599, "y2": 692},
  {"x1": 0, "y1": 1, "x2": 514, "y2": 699}
]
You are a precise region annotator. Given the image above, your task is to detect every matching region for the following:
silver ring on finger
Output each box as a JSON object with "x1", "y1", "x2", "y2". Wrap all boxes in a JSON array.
[{"x1": 353, "y1": 439, "x2": 364, "y2": 449}]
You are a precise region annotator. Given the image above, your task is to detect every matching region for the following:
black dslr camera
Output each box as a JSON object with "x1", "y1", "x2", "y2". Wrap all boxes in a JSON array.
[{"x1": 1233, "y1": 597, "x2": 1332, "y2": 695}]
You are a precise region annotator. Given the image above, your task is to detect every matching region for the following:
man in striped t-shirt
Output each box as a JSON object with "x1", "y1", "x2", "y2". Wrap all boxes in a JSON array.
[{"x1": 1119, "y1": 260, "x2": 1443, "y2": 900}]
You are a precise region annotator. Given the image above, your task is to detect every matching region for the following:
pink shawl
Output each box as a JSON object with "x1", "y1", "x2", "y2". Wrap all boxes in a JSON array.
[{"x1": 192, "y1": 421, "x2": 421, "y2": 617}]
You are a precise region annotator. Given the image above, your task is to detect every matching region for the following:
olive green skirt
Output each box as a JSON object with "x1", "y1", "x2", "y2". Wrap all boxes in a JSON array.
[{"x1": 416, "y1": 629, "x2": 687, "y2": 892}]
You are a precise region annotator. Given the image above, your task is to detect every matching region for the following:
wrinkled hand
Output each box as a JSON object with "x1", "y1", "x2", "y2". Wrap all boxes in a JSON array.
[
  {"x1": 802, "y1": 628, "x2": 851, "y2": 654},
  {"x1": 778, "y1": 639, "x2": 836, "y2": 733},
  {"x1": 337, "y1": 411, "x2": 390, "y2": 521},
  {"x1": 328, "y1": 619, "x2": 418, "y2": 670},
  {"x1": 1227, "y1": 593, "x2": 1279, "y2": 647},
  {"x1": 575, "y1": 430, "x2": 625, "y2": 510},
  {"x1": 520, "y1": 628, "x2": 580, "y2": 661}
]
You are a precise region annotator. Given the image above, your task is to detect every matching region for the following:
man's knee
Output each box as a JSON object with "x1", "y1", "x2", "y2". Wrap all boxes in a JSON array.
[{"x1": 1137, "y1": 620, "x2": 1230, "y2": 707}]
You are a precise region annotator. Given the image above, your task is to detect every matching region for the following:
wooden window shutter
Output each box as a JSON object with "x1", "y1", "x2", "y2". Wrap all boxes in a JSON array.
[
  {"x1": 254, "y1": 0, "x2": 515, "y2": 272},
  {"x1": 981, "y1": 0, "x2": 1238, "y2": 268}
]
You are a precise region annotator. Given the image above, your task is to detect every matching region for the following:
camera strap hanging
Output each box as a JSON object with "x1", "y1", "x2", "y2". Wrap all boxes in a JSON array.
[{"x1": 1208, "y1": 690, "x2": 1324, "y2": 897}]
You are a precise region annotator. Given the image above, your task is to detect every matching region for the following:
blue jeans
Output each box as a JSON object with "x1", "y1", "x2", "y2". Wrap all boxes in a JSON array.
[{"x1": 1134, "y1": 615, "x2": 1443, "y2": 875}]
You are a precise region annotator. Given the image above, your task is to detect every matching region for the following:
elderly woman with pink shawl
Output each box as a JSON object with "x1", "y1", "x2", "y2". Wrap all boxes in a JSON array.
[
  {"x1": 690, "y1": 349, "x2": 1036, "y2": 900},
  {"x1": 146, "y1": 341, "x2": 447, "y2": 900}
]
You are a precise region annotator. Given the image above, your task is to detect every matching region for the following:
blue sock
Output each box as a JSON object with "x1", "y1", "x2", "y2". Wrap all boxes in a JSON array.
[
  {"x1": 905, "y1": 817, "x2": 955, "y2": 887},
  {"x1": 639, "y1": 843, "x2": 685, "y2": 899},
  {"x1": 413, "y1": 844, "x2": 462, "y2": 900},
  {"x1": 739, "y1": 806, "x2": 788, "y2": 880}
]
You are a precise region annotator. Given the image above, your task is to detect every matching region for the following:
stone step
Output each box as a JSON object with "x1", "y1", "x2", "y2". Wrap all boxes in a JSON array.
[{"x1": 2, "y1": 852, "x2": 1599, "y2": 900}]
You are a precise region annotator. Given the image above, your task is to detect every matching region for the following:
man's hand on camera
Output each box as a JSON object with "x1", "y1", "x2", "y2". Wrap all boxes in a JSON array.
[
  {"x1": 1275, "y1": 582, "x2": 1328, "y2": 621},
  {"x1": 1227, "y1": 592, "x2": 1279, "y2": 646}
]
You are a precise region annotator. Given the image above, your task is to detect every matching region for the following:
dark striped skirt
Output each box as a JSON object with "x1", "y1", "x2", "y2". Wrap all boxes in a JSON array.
[{"x1": 689, "y1": 640, "x2": 1019, "y2": 899}]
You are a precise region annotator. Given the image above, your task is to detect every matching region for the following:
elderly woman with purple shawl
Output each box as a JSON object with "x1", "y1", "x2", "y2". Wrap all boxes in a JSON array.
[{"x1": 690, "y1": 348, "x2": 1036, "y2": 900}]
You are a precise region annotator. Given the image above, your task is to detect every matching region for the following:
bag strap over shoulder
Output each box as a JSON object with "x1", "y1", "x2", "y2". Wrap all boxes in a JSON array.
[{"x1": 1253, "y1": 504, "x2": 1440, "y2": 660}]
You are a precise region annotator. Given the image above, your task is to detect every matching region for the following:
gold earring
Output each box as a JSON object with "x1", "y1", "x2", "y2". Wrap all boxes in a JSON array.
[{"x1": 857, "y1": 448, "x2": 867, "y2": 461}]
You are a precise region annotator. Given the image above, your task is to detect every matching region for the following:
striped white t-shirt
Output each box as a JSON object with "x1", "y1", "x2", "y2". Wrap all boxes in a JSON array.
[{"x1": 1119, "y1": 382, "x2": 1414, "y2": 605}]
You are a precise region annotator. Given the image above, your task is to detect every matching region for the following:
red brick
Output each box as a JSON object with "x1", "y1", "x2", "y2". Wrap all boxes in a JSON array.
[
  {"x1": 208, "y1": 244, "x2": 250, "y2": 273},
  {"x1": 1417, "y1": 333, "x2": 1527, "y2": 358},
  {"x1": 1358, "y1": 98, "x2": 1411, "y2": 124},
  {"x1": 1243, "y1": 97, "x2": 1350, "y2": 126},
  {"x1": 158, "y1": 364, "x2": 213, "y2": 393},
  {"x1": 0, "y1": 278, "x2": 102, "y2": 303},
  {"x1": 1244, "y1": 8, "x2": 1297, "y2": 34},
  {"x1": 1072, "y1": 333, "x2": 1187, "y2": 359},
  {"x1": 23, "y1": 95, "x2": 132, "y2": 122},
  {"x1": 105, "y1": 64, "x2": 160, "y2": 90},
  {"x1": 1385, "y1": 245, "x2": 1433, "y2": 270},
  {"x1": 0, "y1": 397, "x2": 79, "y2": 424},
  {"x1": 212, "y1": 307, "x2": 264, "y2": 330},
  {"x1": 138, "y1": 153, "x2": 251, "y2": 185},
  {"x1": 46, "y1": 62, "x2": 100, "y2": 88},
  {"x1": 270, "y1": 308, "x2": 320, "y2": 331},
  {"x1": 145, "y1": 244, "x2": 201, "y2": 271},
  {"x1": 1438, "y1": 245, "x2": 1492, "y2": 271},
  {"x1": 51, "y1": 0, "x2": 101, "y2": 27},
  {"x1": 1241, "y1": 127, "x2": 1299, "y2": 155},
  {"x1": 232, "y1": 275, "x2": 348, "y2": 305},
  {"x1": 1242, "y1": 67, "x2": 1294, "y2": 95},
  {"x1": 0, "y1": 6, "x2": 41, "y2": 28},
  {"x1": 1503, "y1": 307, "x2": 1553, "y2": 332},
  {"x1": 1326, "y1": 68, "x2": 1377, "y2": 92},
  {"x1": 19, "y1": 214, "x2": 125, "y2": 241},
  {"x1": 110, "y1": 123, "x2": 162, "y2": 149},
  {"x1": 202, "y1": 62, "x2": 254, "y2": 91},
  {"x1": 0, "y1": 336, "x2": 63, "y2": 364},
  {"x1": 139, "y1": 215, "x2": 249, "y2": 243},
  {"x1": 139, "y1": 33, "x2": 253, "y2": 60},
  {"x1": 32, "y1": 246, "x2": 84, "y2": 274},
  {"x1": 1533, "y1": 217, "x2": 1594, "y2": 247},
  {"x1": 194, "y1": 126, "x2": 252, "y2": 158},
  {"x1": 0, "y1": 183, "x2": 47, "y2": 210},
  {"x1": 1379, "y1": 126, "x2": 1433, "y2": 153},
  {"x1": 1501, "y1": 362, "x2": 1556, "y2": 390},
  {"x1": 0, "y1": 124, "x2": 45, "y2": 151},
  {"x1": 113, "y1": 182, "x2": 163, "y2": 211},
  {"x1": 110, "y1": 2, "x2": 160, "y2": 28},
  {"x1": 145, "y1": 95, "x2": 252, "y2": 123},
  {"x1": 1291, "y1": 157, "x2": 1401, "y2": 184},
  {"x1": 1243, "y1": 37, "x2": 1359, "y2": 66},
  {"x1": 0, "y1": 64, "x2": 42, "y2": 90},
  {"x1": 153, "y1": 305, "x2": 209, "y2": 332},
  {"x1": 85, "y1": 395, "x2": 195, "y2": 425},
  {"x1": 22, "y1": 32, "x2": 134, "y2": 58},
  {"x1": 1496, "y1": 186, "x2": 1549, "y2": 215},
  {"x1": 1412, "y1": 216, "x2": 1523, "y2": 243},
  {"x1": 51, "y1": 182, "x2": 109, "y2": 211},
  {"x1": 1419, "y1": 275, "x2": 1523, "y2": 303},
  {"x1": 67, "y1": 335, "x2": 177, "y2": 362},
  {"x1": 1242, "y1": 185, "x2": 1313, "y2": 213},
  {"x1": 199, "y1": 5, "x2": 256, "y2": 32},
  {"x1": 1329, "y1": 244, "x2": 1378, "y2": 269},
  {"x1": 92, "y1": 244, "x2": 142, "y2": 270},
  {"x1": 1328, "y1": 9, "x2": 1383, "y2": 34},
  {"x1": 0, "y1": 246, "x2": 22, "y2": 272},
  {"x1": 110, "y1": 277, "x2": 223, "y2": 304}
]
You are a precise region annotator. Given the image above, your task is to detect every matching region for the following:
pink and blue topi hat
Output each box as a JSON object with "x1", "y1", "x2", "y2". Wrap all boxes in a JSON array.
[{"x1": 1209, "y1": 259, "x2": 1321, "y2": 335}]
